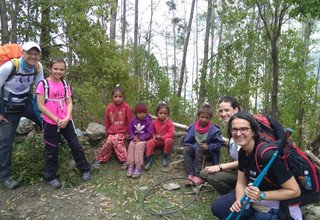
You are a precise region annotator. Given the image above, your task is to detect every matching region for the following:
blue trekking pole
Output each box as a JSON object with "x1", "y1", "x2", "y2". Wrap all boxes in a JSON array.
[
  {"x1": 225, "y1": 149, "x2": 279, "y2": 220},
  {"x1": 226, "y1": 128, "x2": 288, "y2": 220}
]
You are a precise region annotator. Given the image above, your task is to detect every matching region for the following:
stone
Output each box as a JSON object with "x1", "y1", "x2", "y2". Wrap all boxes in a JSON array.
[
  {"x1": 85, "y1": 122, "x2": 105, "y2": 140},
  {"x1": 302, "y1": 203, "x2": 320, "y2": 220},
  {"x1": 16, "y1": 117, "x2": 34, "y2": 135}
]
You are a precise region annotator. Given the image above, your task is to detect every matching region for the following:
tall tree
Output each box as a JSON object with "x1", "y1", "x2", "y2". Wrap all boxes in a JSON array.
[
  {"x1": 0, "y1": 0, "x2": 9, "y2": 44},
  {"x1": 121, "y1": 0, "x2": 126, "y2": 47},
  {"x1": 10, "y1": 0, "x2": 18, "y2": 43},
  {"x1": 110, "y1": 0, "x2": 118, "y2": 41},
  {"x1": 198, "y1": 0, "x2": 212, "y2": 106},
  {"x1": 256, "y1": 1, "x2": 291, "y2": 119},
  {"x1": 40, "y1": 0, "x2": 51, "y2": 62},
  {"x1": 177, "y1": 0, "x2": 196, "y2": 97},
  {"x1": 134, "y1": 0, "x2": 139, "y2": 76}
]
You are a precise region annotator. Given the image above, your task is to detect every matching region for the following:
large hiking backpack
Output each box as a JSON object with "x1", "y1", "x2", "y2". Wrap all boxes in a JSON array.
[
  {"x1": 0, "y1": 44, "x2": 40, "y2": 79},
  {"x1": 253, "y1": 114, "x2": 320, "y2": 206},
  {"x1": 0, "y1": 44, "x2": 22, "y2": 65},
  {"x1": 1, "y1": 44, "x2": 41, "y2": 115}
]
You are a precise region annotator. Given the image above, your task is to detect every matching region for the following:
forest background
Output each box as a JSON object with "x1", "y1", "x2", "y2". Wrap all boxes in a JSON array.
[{"x1": 1, "y1": 0, "x2": 320, "y2": 147}]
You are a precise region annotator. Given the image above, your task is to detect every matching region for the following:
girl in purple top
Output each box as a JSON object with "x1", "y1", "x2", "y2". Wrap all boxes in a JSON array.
[
  {"x1": 126, "y1": 103, "x2": 153, "y2": 178},
  {"x1": 36, "y1": 58, "x2": 90, "y2": 189}
]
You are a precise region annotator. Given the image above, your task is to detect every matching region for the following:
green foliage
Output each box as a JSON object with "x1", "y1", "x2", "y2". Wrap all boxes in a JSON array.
[
  {"x1": 11, "y1": 134, "x2": 94, "y2": 187},
  {"x1": 289, "y1": 0, "x2": 320, "y2": 19}
]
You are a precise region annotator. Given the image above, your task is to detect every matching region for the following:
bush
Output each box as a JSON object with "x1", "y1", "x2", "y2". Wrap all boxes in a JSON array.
[{"x1": 11, "y1": 134, "x2": 96, "y2": 187}]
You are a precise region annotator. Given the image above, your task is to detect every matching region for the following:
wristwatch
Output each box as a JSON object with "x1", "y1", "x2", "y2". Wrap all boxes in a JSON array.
[
  {"x1": 218, "y1": 164, "x2": 223, "y2": 171},
  {"x1": 260, "y1": 191, "x2": 266, "y2": 200}
]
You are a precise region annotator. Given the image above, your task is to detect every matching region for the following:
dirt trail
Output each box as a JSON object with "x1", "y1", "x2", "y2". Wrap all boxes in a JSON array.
[{"x1": 0, "y1": 182, "x2": 114, "y2": 220}]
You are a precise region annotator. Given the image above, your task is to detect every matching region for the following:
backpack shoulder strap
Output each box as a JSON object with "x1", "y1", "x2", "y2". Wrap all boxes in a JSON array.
[
  {"x1": 41, "y1": 78, "x2": 49, "y2": 100},
  {"x1": 35, "y1": 63, "x2": 40, "y2": 75},
  {"x1": 5, "y1": 58, "x2": 19, "y2": 82},
  {"x1": 62, "y1": 80, "x2": 69, "y2": 98},
  {"x1": 255, "y1": 142, "x2": 278, "y2": 186}
]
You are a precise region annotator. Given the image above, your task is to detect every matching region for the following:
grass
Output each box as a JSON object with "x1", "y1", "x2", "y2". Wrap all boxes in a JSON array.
[
  {"x1": 90, "y1": 156, "x2": 219, "y2": 220},
  {"x1": 10, "y1": 134, "x2": 225, "y2": 219}
]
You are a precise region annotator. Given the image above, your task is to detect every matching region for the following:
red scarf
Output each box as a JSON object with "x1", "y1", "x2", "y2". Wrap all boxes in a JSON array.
[{"x1": 195, "y1": 120, "x2": 211, "y2": 134}]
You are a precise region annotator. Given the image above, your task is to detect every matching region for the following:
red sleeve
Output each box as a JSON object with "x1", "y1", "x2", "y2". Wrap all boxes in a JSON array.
[
  {"x1": 104, "y1": 105, "x2": 111, "y2": 135},
  {"x1": 125, "y1": 104, "x2": 133, "y2": 129},
  {"x1": 164, "y1": 119, "x2": 175, "y2": 139}
]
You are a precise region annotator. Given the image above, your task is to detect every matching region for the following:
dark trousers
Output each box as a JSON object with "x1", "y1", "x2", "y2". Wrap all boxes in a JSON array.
[
  {"x1": 200, "y1": 169, "x2": 237, "y2": 195},
  {"x1": 0, "y1": 101, "x2": 41, "y2": 181},
  {"x1": 43, "y1": 120, "x2": 90, "y2": 181},
  {"x1": 183, "y1": 145, "x2": 208, "y2": 177}
]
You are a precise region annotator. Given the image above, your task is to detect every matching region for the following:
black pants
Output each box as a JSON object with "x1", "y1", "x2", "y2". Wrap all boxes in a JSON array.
[
  {"x1": 43, "y1": 120, "x2": 90, "y2": 181},
  {"x1": 183, "y1": 145, "x2": 207, "y2": 177}
]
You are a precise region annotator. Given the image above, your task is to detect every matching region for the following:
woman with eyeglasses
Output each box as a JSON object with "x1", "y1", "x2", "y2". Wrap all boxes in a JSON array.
[
  {"x1": 211, "y1": 112, "x2": 302, "y2": 220},
  {"x1": 200, "y1": 96, "x2": 241, "y2": 195}
]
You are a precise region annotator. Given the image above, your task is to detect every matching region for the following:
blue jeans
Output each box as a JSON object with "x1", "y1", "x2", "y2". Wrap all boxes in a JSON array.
[{"x1": 0, "y1": 101, "x2": 41, "y2": 181}]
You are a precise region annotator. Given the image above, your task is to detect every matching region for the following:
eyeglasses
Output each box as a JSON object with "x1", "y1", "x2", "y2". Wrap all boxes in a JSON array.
[
  {"x1": 26, "y1": 51, "x2": 40, "y2": 57},
  {"x1": 230, "y1": 127, "x2": 251, "y2": 135}
]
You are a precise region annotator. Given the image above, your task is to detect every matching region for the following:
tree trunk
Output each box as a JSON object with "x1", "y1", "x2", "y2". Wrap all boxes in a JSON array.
[
  {"x1": 121, "y1": 0, "x2": 126, "y2": 47},
  {"x1": 110, "y1": 0, "x2": 118, "y2": 42},
  {"x1": 297, "y1": 19, "x2": 314, "y2": 146},
  {"x1": 198, "y1": 0, "x2": 212, "y2": 107},
  {"x1": 40, "y1": 0, "x2": 51, "y2": 62},
  {"x1": 134, "y1": 0, "x2": 139, "y2": 76},
  {"x1": 10, "y1": 0, "x2": 18, "y2": 43},
  {"x1": 315, "y1": 58, "x2": 320, "y2": 104},
  {"x1": 256, "y1": 1, "x2": 290, "y2": 119},
  {"x1": 177, "y1": 0, "x2": 196, "y2": 97},
  {"x1": 146, "y1": 0, "x2": 154, "y2": 53},
  {"x1": 0, "y1": 0, "x2": 9, "y2": 44}
]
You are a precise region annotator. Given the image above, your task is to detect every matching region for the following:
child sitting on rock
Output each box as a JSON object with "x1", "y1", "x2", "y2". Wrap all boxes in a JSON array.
[
  {"x1": 127, "y1": 103, "x2": 153, "y2": 178},
  {"x1": 183, "y1": 104, "x2": 224, "y2": 186},
  {"x1": 145, "y1": 103, "x2": 175, "y2": 170},
  {"x1": 93, "y1": 85, "x2": 132, "y2": 169}
]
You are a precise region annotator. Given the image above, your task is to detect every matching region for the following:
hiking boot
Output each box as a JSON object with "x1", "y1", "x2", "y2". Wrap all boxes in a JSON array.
[
  {"x1": 46, "y1": 179, "x2": 61, "y2": 189},
  {"x1": 121, "y1": 162, "x2": 128, "y2": 170},
  {"x1": 127, "y1": 165, "x2": 134, "y2": 177},
  {"x1": 144, "y1": 156, "x2": 153, "y2": 170},
  {"x1": 2, "y1": 177, "x2": 19, "y2": 190},
  {"x1": 132, "y1": 167, "x2": 142, "y2": 178},
  {"x1": 92, "y1": 160, "x2": 101, "y2": 169},
  {"x1": 162, "y1": 154, "x2": 169, "y2": 167},
  {"x1": 82, "y1": 171, "x2": 91, "y2": 181}
]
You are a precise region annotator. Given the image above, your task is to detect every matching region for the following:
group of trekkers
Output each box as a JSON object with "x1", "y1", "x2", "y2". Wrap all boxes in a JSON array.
[{"x1": 1, "y1": 41, "x2": 316, "y2": 219}]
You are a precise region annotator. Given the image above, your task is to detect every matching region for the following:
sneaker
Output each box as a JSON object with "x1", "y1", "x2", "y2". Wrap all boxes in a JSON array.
[
  {"x1": 46, "y1": 179, "x2": 61, "y2": 189},
  {"x1": 127, "y1": 165, "x2": 134, "y2": 177},
  {"x1": 132, "y1": 167, "x2": 142, "y2": 178},
  {"x1": 82, "y1": 171, "x2": 91, "y2": 181},
  {"x1": 2, "y1": 177, "x2": 19, "y2": 190},
  {"x1": 92, "y1": 160, "x2": 101, "y2": 169},
  {"x1": 121, "y1": 162, "x2": 128, "y2": 170}
]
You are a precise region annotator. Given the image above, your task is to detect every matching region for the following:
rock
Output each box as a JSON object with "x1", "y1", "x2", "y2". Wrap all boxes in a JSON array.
[
  {"x1": 302, "y1": 203, "x2": 320, "y2": 220},
  {"x1": 85, "y1": 123, "x2": 105, "y2": 140},
  {"x1": 16, "y1": 117, "x2": 34, "y2": 135},
  {"x1": 75, "y1": 128, "x2": 83, "y2": 137}
]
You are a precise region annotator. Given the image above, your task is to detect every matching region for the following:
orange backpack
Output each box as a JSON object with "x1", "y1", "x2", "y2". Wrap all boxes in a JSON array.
[
  {"x1": 0, "y1": 44, "x2": 22, "y2": 65},
  {"x1": 0, "y1": 43, "x2": 40, "y2": 82}
]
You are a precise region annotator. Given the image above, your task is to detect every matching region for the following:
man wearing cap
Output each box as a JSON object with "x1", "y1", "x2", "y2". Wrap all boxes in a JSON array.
[{"x1": 0, "y1": 42, "x2": 44, "y2": 189}]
